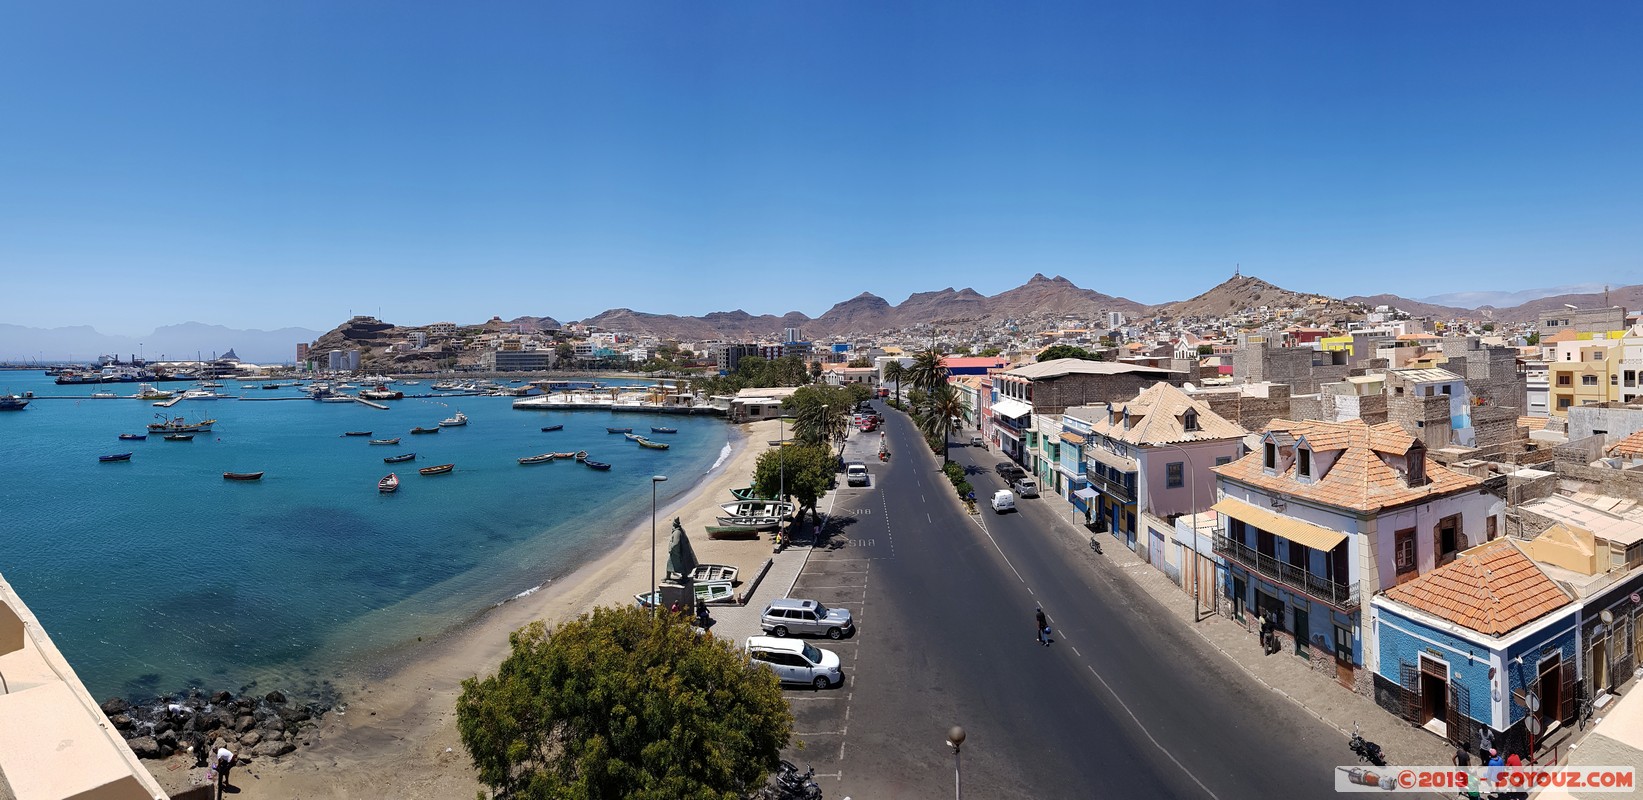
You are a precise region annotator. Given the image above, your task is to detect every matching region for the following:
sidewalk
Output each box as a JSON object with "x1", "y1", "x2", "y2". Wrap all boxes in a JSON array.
[
  {"x1": 1036, "y1": 498, "x2": 1457, "y2": 768},
  {"x1": 1533, "y1": 681, "x2": 1643, "y2": 799}
]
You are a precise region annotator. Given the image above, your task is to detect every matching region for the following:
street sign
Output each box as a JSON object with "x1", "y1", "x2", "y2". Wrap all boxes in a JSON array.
[{"x1": 1526, "y1": 691, "x2": 1541, "y2": 713}]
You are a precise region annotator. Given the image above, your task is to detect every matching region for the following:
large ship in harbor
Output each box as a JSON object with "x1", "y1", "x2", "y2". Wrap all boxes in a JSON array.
[{"x1": 146, "y1": 415, "x2": 215, "y2": 434}]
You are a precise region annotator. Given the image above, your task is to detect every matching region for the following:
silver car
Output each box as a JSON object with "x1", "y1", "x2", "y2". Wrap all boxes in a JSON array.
[{"x1": 760, "y1": 597, "x2": 856, "y2": 639}]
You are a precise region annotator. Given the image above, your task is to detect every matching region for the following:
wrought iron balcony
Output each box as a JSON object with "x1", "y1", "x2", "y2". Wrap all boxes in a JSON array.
[
  {"x1": 1213, "y1": 533, "x2": 1359, "y2": 609},
  {"x1": 1087, "y1": 471, "x2": 1135, "y2": 504}
]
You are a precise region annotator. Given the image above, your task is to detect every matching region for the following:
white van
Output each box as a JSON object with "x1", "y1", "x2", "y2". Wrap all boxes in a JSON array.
[
  {"x1": 845, "y1": 462, "x2": 869, "y2": 487},
  {"x1": 745, "y1": 636, "x2": 844, "y2": 689},
  {"x1": 991, "y1": 489, "x2": 1016, "y2": 513}
]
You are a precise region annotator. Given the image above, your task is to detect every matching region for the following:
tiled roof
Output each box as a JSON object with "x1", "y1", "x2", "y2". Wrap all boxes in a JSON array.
[
  {"x1": 1383, "y1": 540, "x2": 1572, "y2": 636},
  {"x1": 1060, "y1": 431, "x2": 1087, "y2": 446},
  {"x1": 1005, "y1": 358, "x2": 1182, "y2": 380},
  {"x1": 1215, "y1": 418, "x2": 1479, "y2": 513},
  {"x1": 1084, "y1": 382, "x2": 1247, "y2": 445},
  {"x1": 1518, "y1": 416, "x2": 1550, "y2": 432},
  {"x1": 1610, "y1": 430, "x2": 1643, "y2": 458}
]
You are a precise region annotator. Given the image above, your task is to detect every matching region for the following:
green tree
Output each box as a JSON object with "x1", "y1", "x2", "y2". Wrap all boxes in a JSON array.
[
  {"x1": 951, "y1": 344, "x2": 972, "y2": 355},
  {"x1": 1526, "y1": 331, "x2": 1540, "y2": 346},
  {"x1": 456, "y1": 607, "x2": 792, "y2": 800},
  {"x1": 907, "y1": 348, "x2": 946, "y2": 396},
  {"x1": 1037, "y1": 344, "x2": 1103, "y2": 362},
  {"x1": 882, "y1": 361, "x2": 907, "y2": 407},
  {"x1": 1196, "y1": 344, "x2": 1215, "y2": 356},
  {"x1": 847, "y1": 356, "x2": 872, "y2": 368},
  {"x1": 784, "y1": 385, "x2": 855, "y2": 448},
  {"x1": 916, "y1": 383, "x2": 972, "y2": 463},
  {"x1": 753, "y1": 443, "x2": 836, "y2": 522},
  {"x1": 978, "y1": 347, "x2": 1002, "y2": 357}
]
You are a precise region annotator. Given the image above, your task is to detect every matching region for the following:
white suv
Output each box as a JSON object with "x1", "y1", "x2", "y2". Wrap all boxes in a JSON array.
[
  {"x1": 746, "y1": 636, "x2": 843, "y2": 689},
  {"x1": 845, "y1": 462, "x2": 869, "y2": 487},
  {"x1": 1011, "y1": 477, "x2": 1039, "y2": 498}
]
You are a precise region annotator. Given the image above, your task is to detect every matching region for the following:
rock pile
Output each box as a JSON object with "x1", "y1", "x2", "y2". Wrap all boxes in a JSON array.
[{"x1": 101, "y1": 688, "x2": 336, "y2": 763}]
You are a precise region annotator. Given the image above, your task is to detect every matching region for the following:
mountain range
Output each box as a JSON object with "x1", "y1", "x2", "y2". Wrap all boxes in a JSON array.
[{"x1": 0, "y1": 322, "x2": 322, "y2": 364}]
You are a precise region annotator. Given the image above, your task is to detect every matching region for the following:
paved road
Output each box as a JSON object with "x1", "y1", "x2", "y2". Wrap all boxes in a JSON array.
[{"x1": 784, "y1": 402, "x2": 1358, "y2": 799}]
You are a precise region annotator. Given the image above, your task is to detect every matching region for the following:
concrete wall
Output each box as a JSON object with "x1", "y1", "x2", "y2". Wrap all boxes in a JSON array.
[
  {"x1": 1030, "y1": 371, "x2": 1185, "y2": 416},
  {"x1": 1389, "y1": 393, "x2": 1455, "y2": 449},
  {"x1": 1568, "y1": 402, "x2": 1643, "y2": 442}
]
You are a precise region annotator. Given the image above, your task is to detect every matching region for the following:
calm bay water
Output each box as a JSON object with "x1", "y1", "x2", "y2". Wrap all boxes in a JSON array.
[{"x1": 0, "y1": 371, "x2": 728, "y2": 699}]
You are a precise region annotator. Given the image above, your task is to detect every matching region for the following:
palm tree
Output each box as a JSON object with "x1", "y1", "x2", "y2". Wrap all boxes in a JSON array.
[
  {"x1": 917, "y1": 384, "x2": 971, "y2": 464},
  {"x1": 907, "y1": 348, "x2": 945, "y2": 396},
  {"x1": 882, "y1": 361, "x2": 906, "y2": 408}
]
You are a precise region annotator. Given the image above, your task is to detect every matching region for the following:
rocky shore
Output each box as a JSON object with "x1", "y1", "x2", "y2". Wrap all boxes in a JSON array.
[{"x1": 101, "y1": 687, "x2": 338, "y2": 765}]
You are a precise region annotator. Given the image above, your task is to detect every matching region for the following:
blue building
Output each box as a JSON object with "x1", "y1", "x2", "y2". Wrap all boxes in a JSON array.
[{"x1": 1371, "y1": 539, "x2": 1578, "y2": 758}]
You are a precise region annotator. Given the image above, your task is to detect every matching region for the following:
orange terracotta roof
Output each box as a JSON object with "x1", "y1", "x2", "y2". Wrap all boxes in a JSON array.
[
  {"x1": 1539, "y1": 329, "x2": 1580, "y2": 343},
  {"x1": 1610, "y1": 430, "x2": 1643, "y2": 458},
  {"x1": 1216, "y1": 418, "x2": 1479, "y2": 513},
  {"x1": 1518, "y1": 416, "x2": 1550, "y2": 432},
  {"x1": 1383, "y1": 540, "x2": 1572, "y2": 636},
  {"x1": 1060, "y1": 431, "x2": 1087, "y2": 446}
]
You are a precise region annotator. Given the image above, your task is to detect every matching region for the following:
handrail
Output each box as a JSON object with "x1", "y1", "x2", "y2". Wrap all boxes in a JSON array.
[{"x1": 1214, "y1": 533, "x2": 1358, "y2": 608}]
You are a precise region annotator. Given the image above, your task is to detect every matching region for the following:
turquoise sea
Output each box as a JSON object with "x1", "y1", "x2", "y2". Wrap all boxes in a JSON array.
[{"x1": 0, "y1": 371, "x2": 729, "y2": 699}]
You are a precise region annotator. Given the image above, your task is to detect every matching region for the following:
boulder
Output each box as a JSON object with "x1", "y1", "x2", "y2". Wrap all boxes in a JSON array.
[
  {"x1": 210, "y1": 691, "x2": 233, "y2": 705},
  {"x1": 127, "y1": 737, "x2": 161, "y2": 759},
  {"x1": 253, "y1": 740, "x2": 295, "y2": 758},
  {"x1": 238, "y1": 731, "x2": 263, "y2": 748},
  {"x1": 279, "y1": 706, "x2": 312, "y2": 724},
  {"x1": 234, "y1": 715, "x2": 256, "y2": 733},
  {"x1": 109, "y1": 713, "x2": 134, "y2": 730},
  {"x1": 155, "y1": 730, "x2": 179, "y2": 749},
  {"x1": 264, "y1": 690, "x2": 287, "y2": 704},
  {"x1": 100, "y1": 697, "x2": 129, "y2": 716}
]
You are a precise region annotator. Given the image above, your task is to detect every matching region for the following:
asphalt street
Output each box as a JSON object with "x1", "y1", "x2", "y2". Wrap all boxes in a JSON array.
[{"x1": 790, "y1": 401, "x2": 1357, "y2": 799}]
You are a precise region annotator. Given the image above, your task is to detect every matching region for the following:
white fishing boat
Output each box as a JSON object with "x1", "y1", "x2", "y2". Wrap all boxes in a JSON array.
[
  {"x1": 438, "y1": 411, "x2": 468, "y2": 427},
  {"x1": 133, "y1": 383, "x2": 173, "y2": 400},
  {"x1": 181, "y1": 389, "x2": 225, "y2": 401},
  {"x1": 90, "y1": 391, "x2": 118, "y2": 399},
  {"x1": 719, "y1": 500, "x2": 796, "y2": 519}
]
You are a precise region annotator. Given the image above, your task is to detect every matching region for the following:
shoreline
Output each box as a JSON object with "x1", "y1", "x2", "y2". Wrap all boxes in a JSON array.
[{"x1": 149, "y1": 418, "x2": 782, "y2": 798}]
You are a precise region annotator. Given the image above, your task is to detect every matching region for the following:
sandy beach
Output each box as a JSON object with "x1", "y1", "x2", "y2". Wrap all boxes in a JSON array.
[{"x1": 151, "y1": 417, "x2": 785, "y2": 799}]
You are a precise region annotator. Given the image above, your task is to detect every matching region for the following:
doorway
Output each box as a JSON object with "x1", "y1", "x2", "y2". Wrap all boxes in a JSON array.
[
  {"x1": 1293, "y1": 607, "x2": 1309, "y2": 657},
  {"x1": 1420, "y1": 656, "x2": 1449, "y2": 725},
  {"x1": 1537, "y1": 655, "x2": 1562, "y2": 732},
  {"x1": 1590, "y1": 638, "x2": 1609, "y2": 695}
]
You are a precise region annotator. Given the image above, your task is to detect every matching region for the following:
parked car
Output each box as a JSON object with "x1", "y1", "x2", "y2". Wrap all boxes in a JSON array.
[
  {"x1": 969, "y1": 435, "x2": 986, "y2": 448},
  {"x1": 845, "y1": 462, "x2": 869, "y2": 487},
  {"x1": 1011, "y1": 477, "x2": 1039, "y2": 498},
  {"x1": 995, "y1": 461, "x2": 1026, "y2": 480},
  {"x1": 991, "y1": 489, "x2": 1016, "y2": 513},
  {"x1": 746, "y1": 636, "x2": 843, "y2": 689},
  {"x1": 760, "y1": 597, "x2": 856, "y2": 639}
]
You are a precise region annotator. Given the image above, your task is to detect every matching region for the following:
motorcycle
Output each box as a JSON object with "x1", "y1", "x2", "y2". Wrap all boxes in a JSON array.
[
  {"x1": 769, "y1": 760, "x2": 821, "y2": 800},
  {"x1": 1349, "y1": 722, "x2": 1386, "y2": 766}
]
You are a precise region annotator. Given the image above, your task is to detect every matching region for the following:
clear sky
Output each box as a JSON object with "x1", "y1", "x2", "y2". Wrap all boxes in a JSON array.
[{"x1": 2, "y1": 2, "x2": 1640, "y2": 335}]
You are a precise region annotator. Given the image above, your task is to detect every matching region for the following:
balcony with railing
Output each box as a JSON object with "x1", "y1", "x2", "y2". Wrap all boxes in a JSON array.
[
  {"x1": 1087, "y1": 470, "x2": 1135, "y2": 504},
  {"x1": 1214, "y1": 533, "x2": 1359, "y2": 609}
]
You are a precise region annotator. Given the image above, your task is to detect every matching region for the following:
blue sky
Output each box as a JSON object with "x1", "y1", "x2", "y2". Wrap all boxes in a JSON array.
[{"x1": 2, "y1": 2, "x2": 1640, "y2": 335}]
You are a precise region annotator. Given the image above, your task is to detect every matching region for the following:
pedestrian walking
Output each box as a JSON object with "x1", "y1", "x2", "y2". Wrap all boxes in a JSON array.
[
  {"x1": 1452, "y1": 744, "x2": 1471, "y2": 768},
  {"x1": 1035, "y1": 608, "x2": 1049, "y2": 646}
]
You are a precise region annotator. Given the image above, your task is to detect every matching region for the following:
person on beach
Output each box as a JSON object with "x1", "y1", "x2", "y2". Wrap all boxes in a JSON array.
[
  {"x1": 1035, "y1": 608, "x2": 1049, "y2": 646},
  {"x1": 215, "y1": 745, "x2": 235, "y2": 791}
]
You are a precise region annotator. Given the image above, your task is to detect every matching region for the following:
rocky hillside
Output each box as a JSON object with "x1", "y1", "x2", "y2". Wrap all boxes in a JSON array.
[
  {"x1": 1481, "y1": 284, "x2": 1643, "y2": 324},
  {"x1": 1154, "y1": 275, "x2": 1365, "y2": 323},
  {"x1": 1342, "y1": 294, "x2": 1476, "y2": 319}
]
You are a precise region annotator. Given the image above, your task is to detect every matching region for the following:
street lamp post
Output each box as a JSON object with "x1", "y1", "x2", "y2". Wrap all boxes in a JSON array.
[
  {"x1": 946, "y1": 726, "x2": 965, "y2": 800},
  {"x1": 650, "y1": 475, "x2": 667, "y2": 613},
  {"x1": 778, "y1": 415, "x2": 785, "y2": 501}
]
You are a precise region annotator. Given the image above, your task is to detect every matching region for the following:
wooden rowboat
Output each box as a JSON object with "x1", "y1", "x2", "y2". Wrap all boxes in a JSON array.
[
  {"x1": 419, "y1": 463, "x2": 455, "y2": 476},
  {"x1": 634, "y1": 436, "x2": 669, "y2": 450},
  {"x1": 117, "y1": 433, "x2": 147, "y2": 441},
  {"x1": 379, "y1": 473, "x2": 399, "y2": 493},
  {"x1": 581, "y1": 459, "x2": 612, "y2": 471},
  {"x1": 540, "y1": 424, "x2": 563, "y2": 432},
  {"x1": 163, "y1": 433, "x2": 194, "y2": 441},
  {"x1": 99, "y1": 452, "x2": 133, "y2": 462},
  {"x1": 410, "y1": 426, "x2": 440, "y2": 435},
  {"x1": 650, "y1": 426, "x2": 678, "y2": 434},
  {"x1": 369, "y1": 437, "x2": 400, "y2": 445},
  {"x1": 704, "y1": 525, "x2": 763, "y2": 540},
  {"x1": 384, "y1": 453, "x2": 417, "y2": 464},
  {"x1": 606, "y1": 427, "x2": 632, "y2": 434},
  {"x1": 343, "y1": 431, "x2": 372, "y2": 437},
  {"x1": 518, "y1": 453, "x2": 556, "y2": 465},
  {"x1": 223, "y1": 472, "x2": 264, "y2": 481}
]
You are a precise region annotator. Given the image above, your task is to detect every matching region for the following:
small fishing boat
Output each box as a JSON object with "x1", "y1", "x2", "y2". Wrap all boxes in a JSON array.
[
  {"x1": 623, "y1": 432, "x2": 642, "y2": 441},
  {"x1": 540, "y1": 424, "x2": 563, "y2": 432},
  {"x1": 384, "y1": 453, "x2": 417, "y2": 464},
  {"x1": 343, "y1": 431, "x2": 373, "y2": 437},
  {"x1": 438, "y1": 411, "x2": 468, "y2": 427},
  {"x1": 729, "y1": 486, "x2": 776, "y2": 501},
  {"x1": 713, "y1": 515, "x2": 781, "y2": 530},
  {"x1": 419, "y1": 463, "x2": 455, "y2": 476},
  {"x1": 222, "y1": 472, "x2": 264, "y2": 481},
  {"x1": 148, "y1": 415, "x2": 214, "y2": 433},
  {"x1": 650, "y1": 426, "x2": 678, "y2": 434},
  {"x1": 581, "y1": 459, "x2": 612, "y2": 471},
  {"x1": 99, "y1": 452, "x2": 133, "y2": 462},
  {"x1": 368, "y1": 437, "x2": 400, "y2": 445},
  {"x1": 261, "y1": 383, "x2": 281, "y2": 390},
  {"x1": 690, "y1": 563, "x2": 739, "y2": 583},
  {"x1": 606, "y1": 427, "x2": 632, "y2": 434},
  {"x1": 90, "y1": 390, "x2": 118, "y2": 399},
  {"x1": 163, "y1": 433, "x2": 194, "y2": 441},
  {"x1": 360, "y1": 385, "x2": 403, "y2": 400},
  {"x1": 410, "y1": 426, "x2": 440, "y2": 435},
  {"x1": 549, "y1": 450, "x2": 585, "y2": 460},
  {"x1": 634, "y1": 436, "x2": 669, "y2": 450},
  {"x1": 379, "y1": 473, "x2": 399, "y2": 493},
  {"x1": 518, "y1": 453, "x2": 556, "y2": 465},
  {"x1": 0, "y1": 394, "x2": 30, "y2": 411},
  {"x1": 118, "y1": 433, "x2": 147, "y2": 441},
  {"x1": 720, "y1": 500, "x2": 796, "y2": 519}
]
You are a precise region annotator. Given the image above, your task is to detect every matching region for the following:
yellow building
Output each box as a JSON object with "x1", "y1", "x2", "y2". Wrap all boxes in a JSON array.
[
  {"x1": 1549, "y1": 341, "x2": 1620, "y2": 415},
  {"x1": 1320, "y1": 335, "x2": 1355, "y2": 355}
]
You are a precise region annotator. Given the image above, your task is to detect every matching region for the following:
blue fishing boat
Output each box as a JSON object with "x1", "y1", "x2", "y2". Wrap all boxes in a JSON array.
[
  {"x1": 650, "y1": 426, "x2": 678, "y2": 434},
  {"x1": 99, "y1": 452, "x2": 133, "y2": 462}
]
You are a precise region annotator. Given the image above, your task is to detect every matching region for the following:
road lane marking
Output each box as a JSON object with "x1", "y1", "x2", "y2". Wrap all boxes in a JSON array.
[
  {"x1": 1084, "y1": 664, "x2": 1222, "y2": 800},
  {"x1": 972, "y1": 516, "x2": 1027, "y2": 583}
]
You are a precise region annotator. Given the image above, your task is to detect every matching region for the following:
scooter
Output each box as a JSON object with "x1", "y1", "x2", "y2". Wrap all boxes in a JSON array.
[
  {"x1": 772, "y1": 760, "x2": 821, "y2": 799},
  {"x1": 1349, "y1": 722, "x2": 1386, "y2": 766}
]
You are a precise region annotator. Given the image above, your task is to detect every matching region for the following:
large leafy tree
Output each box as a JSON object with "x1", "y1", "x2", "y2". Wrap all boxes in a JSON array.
[
  {"x1": 784, "y1": 385, "x2": 857, "y2": 448},
  {"x1": 906, "y1": 348, "x2": 946, "y2": 396},
  {"x1": 456, "y1": 607, "x2": 792, "y2": 800},
  {"x1": 752, "y1": 443, "x2": 836, "y2": 522},
  {"x1": 1037, "y1": 344, "x2": 1103, "y2": 362}
]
